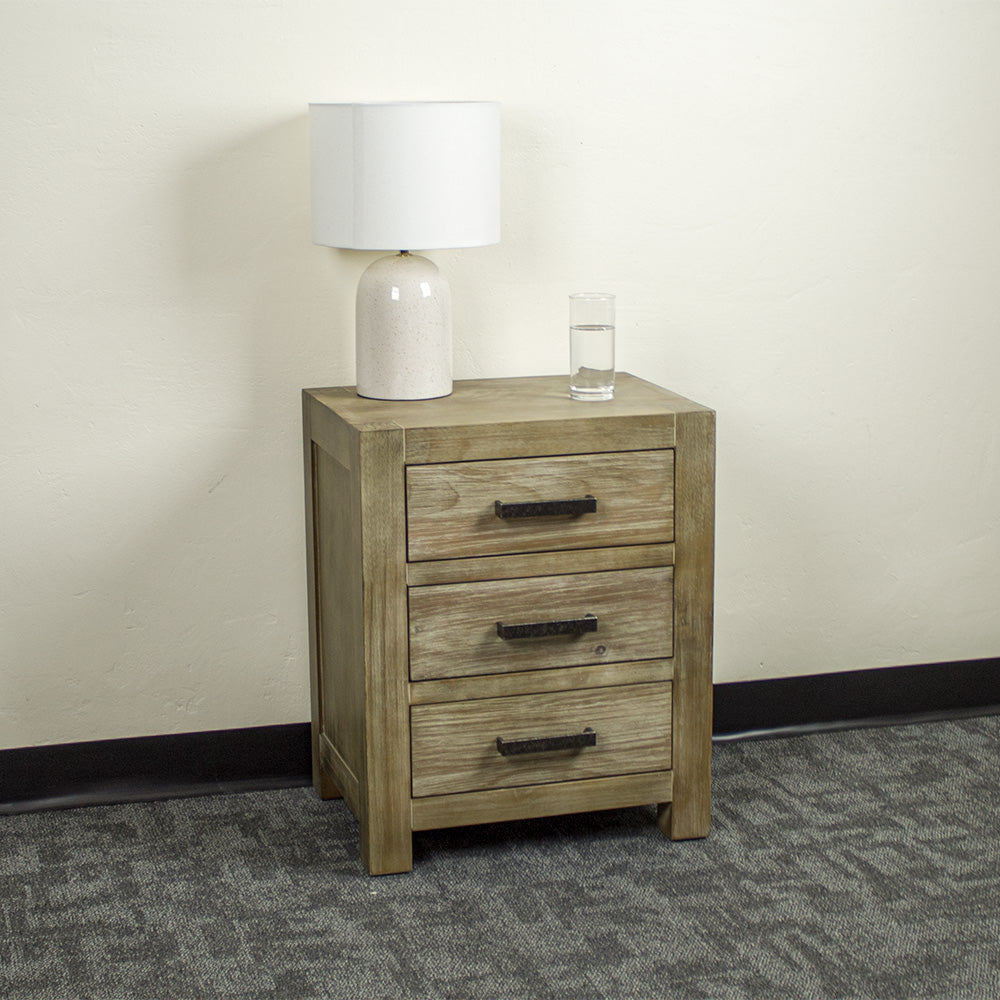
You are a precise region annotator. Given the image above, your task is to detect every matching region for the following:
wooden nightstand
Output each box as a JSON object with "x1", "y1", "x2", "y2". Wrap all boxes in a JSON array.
[{"x1": 302, "y1": 373, "x2": 714, "y2": 875}]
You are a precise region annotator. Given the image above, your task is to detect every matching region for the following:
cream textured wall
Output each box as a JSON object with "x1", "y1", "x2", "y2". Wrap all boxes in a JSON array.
[{"x1": 3, "y1": 1, "x2": 999, "y2": 749}]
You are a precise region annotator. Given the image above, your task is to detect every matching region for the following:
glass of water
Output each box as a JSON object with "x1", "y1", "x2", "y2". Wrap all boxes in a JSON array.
[{"x1": 569, "y1": 293, "x2": 615, "y2": 400}]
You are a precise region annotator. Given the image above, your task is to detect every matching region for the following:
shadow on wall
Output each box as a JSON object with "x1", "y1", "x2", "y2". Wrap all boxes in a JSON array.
[
  {"x1": 4, "y1": 115, "x2": 349, "y2": 748},
  {"x1": 178, "y1": 112, "x2": 357, "y2": 377}
]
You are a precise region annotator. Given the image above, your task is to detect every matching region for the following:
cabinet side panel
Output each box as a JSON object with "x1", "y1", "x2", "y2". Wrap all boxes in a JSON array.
[{"x1": 313, "y1": 444, "x2": 366, "y2": 789}]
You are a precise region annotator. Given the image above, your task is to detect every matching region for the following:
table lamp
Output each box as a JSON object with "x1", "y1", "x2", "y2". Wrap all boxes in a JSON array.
[{"x1": 309, "y1": 101, "x2": 501, "y2": 400}]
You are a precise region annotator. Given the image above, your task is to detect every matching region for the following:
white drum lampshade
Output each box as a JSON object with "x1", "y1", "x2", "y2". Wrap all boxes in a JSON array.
[{"x1": 309, "y1": 102, "x2": 501, "y2": 400}]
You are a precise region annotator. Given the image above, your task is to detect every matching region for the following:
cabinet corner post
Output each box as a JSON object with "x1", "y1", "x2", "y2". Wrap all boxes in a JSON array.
[
  {"x1": 666, "y1": 406, "x2": 715, "y2": 839},
  {"x1": 358, "y1": 422, "x2": 413, "y2": 874}
]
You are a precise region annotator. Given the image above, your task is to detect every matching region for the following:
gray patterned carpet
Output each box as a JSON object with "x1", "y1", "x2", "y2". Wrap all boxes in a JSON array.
[{"x1": 2, "y1": 715, "x2": 999, "y2": 999}]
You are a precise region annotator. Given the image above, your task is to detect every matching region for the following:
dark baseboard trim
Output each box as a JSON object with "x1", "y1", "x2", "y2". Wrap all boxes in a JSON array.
[
  {"x1": 713, "y1": 656, "x2": 1000, "y2": 742},
  {"x1": 0, "y1": 723, "x2": 312, "y2": 817},
  {"x1": 3, "y1": 658, "x2": 998, "y2": 815}
]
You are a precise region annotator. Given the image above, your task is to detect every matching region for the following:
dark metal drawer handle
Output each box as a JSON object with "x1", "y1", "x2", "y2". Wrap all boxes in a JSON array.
[
  {"x1": 496, "y1": 614, "x2": 597, "y2": 640},
  {"x1": 494, "y1": 495, "x2": 597, "y2": 519},
  {"x1": 496, "y1": 727, "x2": 597, "y2": 757}
]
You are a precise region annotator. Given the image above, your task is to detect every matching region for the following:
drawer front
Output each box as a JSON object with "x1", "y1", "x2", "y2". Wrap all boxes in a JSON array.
[
  {"x1": 405, "y1": 450, "x2": 673, "y2": 561},
  {"x1": 410, "y1": 683, "x2": 671, "y2": 797},
  {"x1": 409, "y1": 566, "x2": 672, "y2": 681}
]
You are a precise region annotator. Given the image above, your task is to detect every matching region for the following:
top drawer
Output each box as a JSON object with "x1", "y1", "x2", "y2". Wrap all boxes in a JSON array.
[{"x1": 406, "y1": 450, "x2": 673, "y2": 561}]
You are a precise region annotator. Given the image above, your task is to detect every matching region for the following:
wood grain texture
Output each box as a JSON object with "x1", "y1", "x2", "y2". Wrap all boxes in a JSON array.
[
  {"x1": 405, "y1": 543, "x2": 674, "y2": 587},
  {"x1": 304, "y1": 375, "x2": 714, "y2": 872},
  {"x1": 409, "y1": 658, "x2": 672, "y2": 705},
  {"x1": 409, "y1": 567, "x2": 673, "y2": 680},
  {"x1": 357, "y1": 425, "x2": 413, "y2": 874},
  {"x1": 662, "y1": 406, "x2": 715, "y2": 840},
  {"x1": 312, "y1": 443, "x2": 365, "y2": 788},
  {"x1": 406, "y1": 450, "x2": 673, "y2": 561},
  {"x1": 404, "y1": 414, "x2": 674, "y2": 464},
  {"x1": 319, "y1": 732, "x2": 359, "y2": 815},
  {"x1": 305, "y1": 387, "x2": 366, "y2": 472},
  {"x1": 411, "y1": 770, "x2": 673, "y2": 831},
  {"x1": 302, "y1": 398, "x2": 322, "y2": 795},
  {"x1": 411, "y1": 683, "x2": 671, "y2": 797},
  {"x1": 307, "y1": 374, "x2": 679, "y2": 465}
]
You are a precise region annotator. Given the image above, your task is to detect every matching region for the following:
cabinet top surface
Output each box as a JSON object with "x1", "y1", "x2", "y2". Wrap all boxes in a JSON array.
[{"x1": 304, "y1": 373, "x2": 711, "y2": 432}]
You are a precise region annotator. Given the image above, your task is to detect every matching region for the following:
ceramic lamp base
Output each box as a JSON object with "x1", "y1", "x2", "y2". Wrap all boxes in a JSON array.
[{"x1": 355, "y1": 252, "x2": 452, "y2": 400}]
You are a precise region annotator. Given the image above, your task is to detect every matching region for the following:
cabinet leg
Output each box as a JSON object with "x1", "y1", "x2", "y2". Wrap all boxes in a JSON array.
[
  {"x1": 657, "y1": 798, "x2": 710, "y2": 840},
  {"x1": 360, "y1": 816, "x2": 413, "y2": 876},
  {"x1": 656, "y1": 801, "x2": 672, "y2": 836},
  {"x1": 313, "y1": 771, "x2": 342, "y2": 801}
]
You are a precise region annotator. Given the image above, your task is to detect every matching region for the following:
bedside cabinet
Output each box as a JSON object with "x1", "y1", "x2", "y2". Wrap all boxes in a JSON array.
[{"x1": 302, "y1": 373, "x2": 714, "y2": 875}]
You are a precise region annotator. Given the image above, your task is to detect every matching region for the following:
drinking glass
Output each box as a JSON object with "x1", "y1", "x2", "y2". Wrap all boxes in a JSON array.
[{"x1": 569, "y1": 293, "x2": 615, "y2": 401}]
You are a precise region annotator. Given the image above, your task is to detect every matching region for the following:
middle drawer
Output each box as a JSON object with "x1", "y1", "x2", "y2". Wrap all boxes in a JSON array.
[{"x1": 408, "y1": 566, "x2": 673, "y2": 681}]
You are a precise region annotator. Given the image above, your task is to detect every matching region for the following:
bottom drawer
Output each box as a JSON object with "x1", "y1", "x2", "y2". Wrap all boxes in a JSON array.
[{"x1": 410, "y1": 683, "x2": 672, "y2": 797}]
